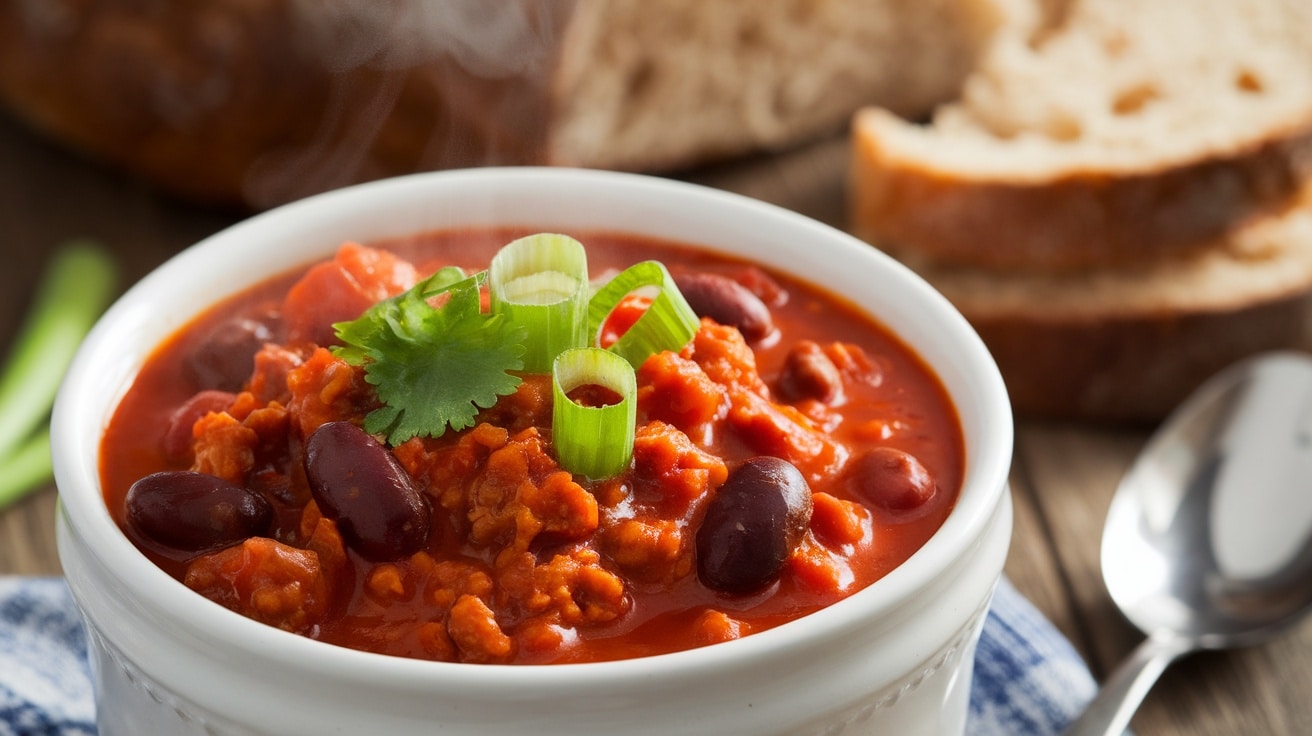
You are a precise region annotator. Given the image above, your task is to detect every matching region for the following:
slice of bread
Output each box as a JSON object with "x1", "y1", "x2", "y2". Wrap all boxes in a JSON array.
[
  {"x1": 546, "y1": 0, "x2": 1022, "y2": 172},
  {"x1": 850, "y1": 0, "x2": 1312, "y2": 271},
  {"x1": 901, "y1": 182, "x2": 1312, "y2": 422},
  {"x1": 0, "y1": 0, "x2": 1019, "y2": 208}
]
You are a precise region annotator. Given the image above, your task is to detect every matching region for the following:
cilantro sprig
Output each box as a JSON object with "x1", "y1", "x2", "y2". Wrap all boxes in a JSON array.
[{"x1": 332, "y1": 268, "x2": 526, "y2": 445}]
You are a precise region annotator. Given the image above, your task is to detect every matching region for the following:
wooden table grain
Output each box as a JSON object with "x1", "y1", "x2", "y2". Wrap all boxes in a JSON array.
[{"x1": 2, "y1": 110, "x2": 1308, "y2": 735}]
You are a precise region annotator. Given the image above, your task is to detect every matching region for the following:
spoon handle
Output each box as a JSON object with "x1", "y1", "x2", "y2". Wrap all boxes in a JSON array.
[{"x1": 1060, "y1": 629, "x2": 1196, "y2": 736}]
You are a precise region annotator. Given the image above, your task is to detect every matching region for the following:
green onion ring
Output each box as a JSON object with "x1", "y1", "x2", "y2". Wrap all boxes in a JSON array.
[
  {"x1": 552, "y1": 347, "x2": 637, "y2": 480},
  {"x1": 587, "y1": 260, "x2": 699, "y2": 368},
  {"x1": 490, "y1": 233, "x2": 589, "y2": 373}
]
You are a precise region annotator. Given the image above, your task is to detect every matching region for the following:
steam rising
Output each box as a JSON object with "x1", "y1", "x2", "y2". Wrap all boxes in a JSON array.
[
  {"x1": 243, "y1": 0, "x2": 566, "y2": 208},
  {"x1": 293, "y1": 0, "x2": 558, "y2": 75}
]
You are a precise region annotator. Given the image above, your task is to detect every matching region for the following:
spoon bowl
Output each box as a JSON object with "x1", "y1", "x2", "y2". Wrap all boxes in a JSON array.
[{"x1": 1063, "y1": 351, "x2": 1312, "y2": 736}]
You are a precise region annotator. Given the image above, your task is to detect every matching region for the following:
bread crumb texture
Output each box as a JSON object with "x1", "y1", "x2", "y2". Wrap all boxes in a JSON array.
[
  {"x1": 872, "y1": 0, "x2": 1312, "y2": 172},
  {"x1": 849, "y1": 0, "x2": 1312, "y2": 419},
  {"x1": 549, "y1": 0, "x2": 1015, "y2": 169},
  {"x1": 850, "y1": 0, "x2": 1312, "y2": 270}
]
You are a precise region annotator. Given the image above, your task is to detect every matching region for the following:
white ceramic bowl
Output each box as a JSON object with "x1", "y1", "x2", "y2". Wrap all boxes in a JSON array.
[{"x1": 53, "y1": 168, "x2": 1013, "y2": 736}]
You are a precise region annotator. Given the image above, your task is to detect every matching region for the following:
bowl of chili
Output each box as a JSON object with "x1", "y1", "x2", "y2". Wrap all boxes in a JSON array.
[{"x1": 52, "y1": 167, "x2": 1012, "y2": 735}]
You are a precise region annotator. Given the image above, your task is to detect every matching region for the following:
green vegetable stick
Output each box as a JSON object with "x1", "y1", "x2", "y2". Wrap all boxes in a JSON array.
[
  {"x1": 0, "y1": 432, "x2": 52, "y2": 509},
  {"x1": 0, "y1": 241, "x2": 116, "y2": 507}
]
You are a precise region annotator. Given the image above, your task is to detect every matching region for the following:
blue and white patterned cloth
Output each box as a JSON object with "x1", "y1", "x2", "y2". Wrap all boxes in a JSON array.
[
  {"x1": 0, "y1": 578, "x2": 95, "y2": 736},
  {"x1": 0, "y1": 575, "x2": 1095, "y2": 735}
]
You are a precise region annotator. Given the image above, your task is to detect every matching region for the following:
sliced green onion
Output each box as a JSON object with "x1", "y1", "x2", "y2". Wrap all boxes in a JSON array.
[
  {"x1": 490, "y1": 234, "x2": 589, "y2": 373},
  {"x1": 0, "y1": 241, "x2": 116, "y2": 510},
  {"x1": 0, "y1": 432, "x2": 53, "y2": 509},
  {"x1": 552, "y1": 347, "x2": 636, "y2": 480},
  {"x1": 587, "y1": 260, "x2": 699, "y2": 368}
]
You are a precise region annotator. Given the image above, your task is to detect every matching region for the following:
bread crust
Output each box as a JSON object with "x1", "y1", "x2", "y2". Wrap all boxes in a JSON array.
[
  {"x1": 844, "y1": 0, "x2": 1312, "y2": 420},
  {"x1": 898, "y1": 184, "x2": 1312, "y2": 421},
  {"x1": 0, "y1": 1, "x2": 572, "y2": 208},
  {"x1": 851, "y1": 109, "x2": 1312, "y2": 272},
  {"x1": 0, "y1": 0, "x2": 1007, "y2": 208}
]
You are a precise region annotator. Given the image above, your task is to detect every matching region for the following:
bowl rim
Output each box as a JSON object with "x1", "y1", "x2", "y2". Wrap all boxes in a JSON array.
[{"x1": 52, "y1": 166, "x2": 1013, "y2": 689}]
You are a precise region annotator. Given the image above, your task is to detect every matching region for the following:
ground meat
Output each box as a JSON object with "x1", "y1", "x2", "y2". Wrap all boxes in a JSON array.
[
  {"x1": 637, "y1": 351, "x2": 726, "y2": 436},
  {"x1": 598, "y1": 517, "x2": 686, "y2": 584},
  {"x1": 686, "y1": 320, "x2": 769, "y2": 398},
  {"x1": 631, "y1": 421, "x2": 728, "y2": 512},
  {"x1": 190, "y1": 412, "x2": 257, "y2": 484},
  {"x1": 394, "y1": 422, "x2": 510, "y2": 526},
  {"x1": 494, "y1": 547, "x2": 628, "y2": 629},
  {"x1": 694, "y1": 609, "x2": 745, "y2": 645},
  {"x1": 447, "y1": 594, "x2": 513, "y2": 663},
  {"x1": 183, "y1": 537, "x2": 328, "y2": 633},
  {"x1": 285, "y1": 347, "x2": 374, "y2": 438},
  {"x1": 465, "y1": 428, "x2": 594, "y2": 553},
  {"x1": 726, "y1": 391, "x2": 845, "y2": 484},
  {"x1": 248, "y1": 343, "x2": 308, "y2": 404},
  {"x1": 809, "y1": 492, "x2": 869, "y2": 549}
]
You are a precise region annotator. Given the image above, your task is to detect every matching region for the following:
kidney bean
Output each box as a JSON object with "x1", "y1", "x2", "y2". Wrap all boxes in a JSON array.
[
  {"x1": 731, "y1": 266, "x2": 787, "y2": 307},
  {"x1": 697, "y1": 456, "x2": 813, "y2": 595},
  {"x1": 846, "y1": 447, "x2": 937, "y2": 511},
  {"x1": 303, "y1": 421, "x2": 430, "y2": 561},
  {"x1": 675, "y1": 272, "x2": 774, "y2": 341},
  {"x1": 125, "y1": 471, "x2": 272, "y2": 553},
  {"x1": 184, "y1": 314, "x2": 278, "y2": 392},
  {"x1": 778, "y1": 340, "x2": 843, "y2": 403}
]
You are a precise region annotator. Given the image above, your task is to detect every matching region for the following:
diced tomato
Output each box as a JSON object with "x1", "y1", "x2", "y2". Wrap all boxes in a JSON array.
[
  {"x1": 282, "y1": 243, "x2": 418, "y2": 346},
  {"x1": 597, "y1": 294, "x2": 652, "y2": 348}
]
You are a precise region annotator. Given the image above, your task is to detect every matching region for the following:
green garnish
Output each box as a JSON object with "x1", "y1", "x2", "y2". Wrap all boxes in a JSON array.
[
  {"x1": 0, "y1": 241, "x2": 116, "y2": 510},
  {"x1": 552, "y1": 347, "x2": 636, "y2": 480},
  {"x1": 587, "y1": 260, "x2": 699, "y2": 368},
  {"x1": 331, "y1": 236, "x2": 699, "y2": 453},
  {"x1": 489, "y1": 233, "x2": 589, "y2": 372},
  {"x1": 0, "y1": 432, "x2": 53, "y2": 510},
  {"x1": 332, "y1": 268, "x2": 527, "y2": 445}
]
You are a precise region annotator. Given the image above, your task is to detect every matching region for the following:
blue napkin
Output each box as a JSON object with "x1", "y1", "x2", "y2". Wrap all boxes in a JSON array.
[
  {"x1": 0, "y1": 578, "x2": 94, "y2": 736},
  {"x1": 0, "y1": 575, "x2": 1094, "y2": 735},
  {"x1": 970, "y1": 577, "x2": 1097, "y2": 732}
]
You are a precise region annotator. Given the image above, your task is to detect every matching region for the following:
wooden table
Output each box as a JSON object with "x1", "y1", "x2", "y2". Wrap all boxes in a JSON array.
[{"x1": 2, "y1": 110, "x2": 1309, "y2": 735}]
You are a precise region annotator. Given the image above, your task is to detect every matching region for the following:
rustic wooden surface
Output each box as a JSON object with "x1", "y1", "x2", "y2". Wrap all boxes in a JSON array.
[{"x1": 2, "y1": 109, "x2": 1309, "y2": 735}]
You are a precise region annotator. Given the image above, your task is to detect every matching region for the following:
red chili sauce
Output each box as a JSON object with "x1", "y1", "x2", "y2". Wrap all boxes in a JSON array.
[{"x1": 100, "y1": 228, "x2": 964, "y2": 664}]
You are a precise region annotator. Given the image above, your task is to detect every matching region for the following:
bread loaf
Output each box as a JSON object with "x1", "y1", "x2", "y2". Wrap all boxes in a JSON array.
[
  {"x1": 903, "y1": 184, "x2": 1312, "y2": 422},
  {"x1": 850, "y1": 0, "x2": 1312, "y2": 272},
  {"x1": 0, "y1": 0, "x2": 1018, "y2": 208},
  {"x1": 849, "y1": 0, "x2": 1312, "y2": 421}
]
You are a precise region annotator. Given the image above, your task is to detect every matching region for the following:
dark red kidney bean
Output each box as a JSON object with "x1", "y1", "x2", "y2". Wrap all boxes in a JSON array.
[
  {"x1": 732, "y1": 266, "x2": 787, "y2": 307},
  {"x1": 675, "y1": 272, "x2": 774, "y2": 341},
  {"x1": 184, "y1": 315, "x2": 278, "y2": 392},
  {"x1": 125, "y1": 471, "x2": 272, "y2": 552},
  {"x1": 778, "y1": 340, "x2": 842, "y2": 404},
  {"x1": 697, "y1": 456, "x2": 813, "y2": 595},
  {"x1": 161, "y1": 390, "x2": 237, "y2": 462},
  {"x1": 846, "y1": 447, "x2": 937, "y2": 511},
  {"x1": 304, "y1": 421, "x2": 430, "y2": 561}
]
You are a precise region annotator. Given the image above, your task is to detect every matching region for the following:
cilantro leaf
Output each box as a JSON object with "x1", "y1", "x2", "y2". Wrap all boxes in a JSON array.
[
  {"x1": 332, "y1": 268, "x2": 526, "y2": 444},
  {"x1": 333, "y1": 267, "x2": 467, "y2": 365}
]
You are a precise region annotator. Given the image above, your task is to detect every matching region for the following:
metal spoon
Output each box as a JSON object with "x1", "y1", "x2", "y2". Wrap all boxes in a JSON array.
[{"x1": 1061, "y1": 351, "x2": 1312, "y2": 736}]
